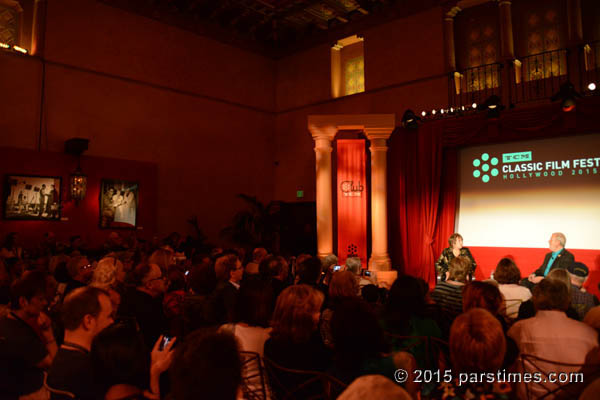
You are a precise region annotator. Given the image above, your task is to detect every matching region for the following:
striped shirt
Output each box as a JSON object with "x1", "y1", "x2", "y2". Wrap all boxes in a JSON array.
[{"x1": 431, "y1": 281, "x2": 464, "y2": 317}]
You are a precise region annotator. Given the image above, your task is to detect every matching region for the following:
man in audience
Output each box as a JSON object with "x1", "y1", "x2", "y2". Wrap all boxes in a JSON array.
[
  {"x1": 567, "y1": 262, "x2": 599, "y2": 320},
  {"x1": 345, "y1": 257, "x2": 371, "y2": 290},
  {"x1": 508, "y1": 278, "x2": 598, "y2": 399},
  {"x1": 213, "y1": 254, "x2": 243, "y2": 323},
  {"x1": 527, "y1": 232, "x2": 574, "y2": 285},
  {"x1": 119, "y1": 263, "x2": 167, "y2": 348},
  {"x1": 297, "y1": 256, "x2": 323, "y2": 288},
  {"x1": 64, "y1": 255, "x2": 94, "y2": 295},
  {"x1": 259, "y1": 255, "x2": 289, "y2": 300},
  {"x1": 245, "y1": 247, "x2": 267, "y2": 275},
  {"x1": 170, "y1": 329, "x2": 242, "y2": 400},
  {"x1": 47, "y1": 286, "x2": 114, "y2": 399},
  {"x1": 0, "y1": 271, "x2": 57, "y2": 399}
]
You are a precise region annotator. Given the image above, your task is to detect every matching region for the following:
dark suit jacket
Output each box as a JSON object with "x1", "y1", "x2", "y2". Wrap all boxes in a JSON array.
[
  {"x1": 533, "y1": 248, "x2": 575, "y2": 277},
  {"x1": 213, "y1": 281, "x2": 238, "y2": 324}
]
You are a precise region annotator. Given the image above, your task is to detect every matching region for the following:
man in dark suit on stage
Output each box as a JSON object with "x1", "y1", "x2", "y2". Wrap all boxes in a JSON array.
[{"x1": 527, "y1": 232, "x2": 575, "y2": 285}]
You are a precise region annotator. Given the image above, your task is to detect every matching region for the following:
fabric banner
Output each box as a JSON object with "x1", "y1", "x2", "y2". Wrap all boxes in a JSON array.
[{"x1": 336, "y1": 139, "x2": 367, "y2": 266}]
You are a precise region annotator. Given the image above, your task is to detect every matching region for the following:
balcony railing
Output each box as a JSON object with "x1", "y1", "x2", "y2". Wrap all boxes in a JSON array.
[
  {"x1": 509, "y1": 49, "x2": 568, "y2": 105},
  {"x1": 449, "y1": 62, "x2": 503, "y2": 109}
]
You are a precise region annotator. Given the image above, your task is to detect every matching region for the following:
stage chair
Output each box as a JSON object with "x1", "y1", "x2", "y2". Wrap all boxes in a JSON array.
[
  {"x1": 239, "y1": 351, "x2": 268, "y2": 400},
  {"x1": 262, "y1": 356, "x2": 347, "y2": 400},
  {"x1": 516, "y1": 353, "x2": 600, "y2": 400},
  {"x1": 43, "y1": 372, "x2": 75, "y2": 400}
]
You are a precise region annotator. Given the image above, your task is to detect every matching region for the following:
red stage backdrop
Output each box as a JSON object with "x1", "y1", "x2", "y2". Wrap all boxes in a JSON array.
[{"x1": 336, "y1": 139, "x2": 367, "y2": 266}]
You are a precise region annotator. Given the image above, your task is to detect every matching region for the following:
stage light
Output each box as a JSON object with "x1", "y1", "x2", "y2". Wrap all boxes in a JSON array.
[
  {"x1": 588, "y1": 83, "x2": 596, "y2": 91},
  {"x1": 421, "y1": 111, "x2": 426, "y2": 117},
  {"x1": 471, "y1": 102, "x2": 477, "y2": 109},
  {"x1": 450, "y1": 107, "x2": 454, "y2": 113},
  {"x1": 401, "y1": 109, "x2": 421, "y2": 130},
  {"x1": 0, "y1": 42, "x2": 9, "y2": 49},
  {"x1": 440, "y1": 109, "x2": 445, "y2": 114},
  {"x1": 551, "y1": 81, "x2": 581, "y2": 112},
  {"x1": 461, "y1": 106, "x2": 465, "y2": 111},
  {"x1": 13, "y1": 45, "x2": 27, "y2": 54},
  {"x1": 432, "y1": 109, "x2": 436, "y2": 115}
]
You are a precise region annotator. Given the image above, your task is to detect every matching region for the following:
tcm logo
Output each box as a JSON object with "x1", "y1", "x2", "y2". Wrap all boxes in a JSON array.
[
  {"x1": 340, "y1": 181, "x2": 364, "y2": 197},
  {"x1": 472, "y1": 153, "x2": 499, "y2": 183},
  {"x1": 502, "y1": 151, "x2": 532, "y2": 163}
]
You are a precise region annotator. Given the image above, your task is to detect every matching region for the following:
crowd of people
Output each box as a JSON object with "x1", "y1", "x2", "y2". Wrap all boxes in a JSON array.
[{"x1": 0, "y1": 230, "x2": 599, "y2": 400}]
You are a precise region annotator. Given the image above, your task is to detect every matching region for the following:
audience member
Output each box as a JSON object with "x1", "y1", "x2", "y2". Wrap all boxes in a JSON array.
[
  {"x1": 213, "y1": 254, "x2": 243, "y2": 324},
  {"x1": 344, "y1": 257, "x2": 371, "y2": 290},
  {"x1": 91, "y1": 321, "x2": 174, "y2": 400},
  {"x1": 567, "y1": 262, "x2": 599, "y2": 320},
  {"x1": 64, "y1": 255, "x2": 94, "y2": 296},
  {"x1": 517, "y1": 268, "x2": 579, "y2": 320},
  {"x1": 47, "y1": 286, "x2": 113, "y2": 399},
  {"x1": 170, "y1": 329, "x2": 241, "y2": 400},
  {"x1": 508, "y1": 278, "x2": 598, "y2": 399},
  {"x1": 425, "y1": 308, "x2": 512, "y2": 399},
  {"x1": 320, "y1": 270, "x2": 359, "y2": 347},
  {"x1": 0, "y1": 271, "x2": 57, "y2": 399},
  {"x1": 494, "y1": 257, "x2": 531, "y2": 319},
  {"x1": 0, "y1": 232, "x2": 23, "y2": 260},
  {"x1": 331, "y1": 297, "x2": 415, "y2": 396},
  {"x1": 258, "y1": 255, "x2": 289, "y2": 301},
  {"x1": 90, "y1": 256, "x2": 126, "y2": 313},
  {"x1": 118, "y1": 263, "x2": 167, "y2": 348},
  {"x1": 264, "y1": 284, "x2": 331, "y2": 396},
  {"x1": 383, "y1": 275, "x2": 442, "y2": 370},
  {"x1": 337, "y1": 375, "x2": 411, "y2": 400},
  {"x1": 149, "y1": 248, "x2": 175, "y2": 273},
  {"x1": 246, "y1": 247, "x2": 268, "y2": 275},
  {"x1": 430, "y1": 256, "x2": 469, "y2": 336},
  {"x1": 296, "y1": 256, "x2": 323, "y2": 288},
  {"x1": 183, "y1": 261, "x2": 217, "y2": 332}
]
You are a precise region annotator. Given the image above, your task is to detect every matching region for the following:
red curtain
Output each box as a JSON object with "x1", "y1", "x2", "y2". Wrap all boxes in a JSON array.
[
  {"x1": 389, "y1": 122, "x2": 444, "y2": 287},
  {"x1": 336, "y1": 139, "x2": 368, "y2": 266}
]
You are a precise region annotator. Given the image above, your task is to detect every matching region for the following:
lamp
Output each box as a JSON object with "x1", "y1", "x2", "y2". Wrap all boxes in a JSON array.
[
  {"x1": 482, "y1": 95, "x2": 504, "y2": 118},
  {"x1": 65, "y1": 138, "x2": 89, "y2": 205},
  {"x1": 401, "y1": 109, "x2": 421, "y2": 129},
  {"x1": 551, "y1": 81, "x2": 581, "y2": 112}
]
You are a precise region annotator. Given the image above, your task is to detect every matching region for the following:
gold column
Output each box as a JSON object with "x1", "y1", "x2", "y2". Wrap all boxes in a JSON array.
[
  {"x1": 308, "y1": 124, "x2": 337, "y2": 259},
  {"x1": 498, "y1": 0, "x2": 515, "y2": 59},
  {"x1": 365, "y1": 128, "x2": 393, "y2": 271},
  {"x1": 444, "y1": 6, "x2": 461, "y2": 72}
]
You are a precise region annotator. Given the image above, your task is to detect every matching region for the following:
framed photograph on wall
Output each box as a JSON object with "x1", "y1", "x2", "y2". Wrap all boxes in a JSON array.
[
  {"x1": 4, "y1": 175, "x2": 62, "y2": 220},
  {"x1": 100, "y1": 179, "x2": 138, "y2": 229}
]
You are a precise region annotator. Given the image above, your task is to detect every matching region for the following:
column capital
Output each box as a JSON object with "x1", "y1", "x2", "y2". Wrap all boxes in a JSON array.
[
  {"x1": 444, "y1": 4, "x2": 461, "y2": 19},
  {"x1": 308, "y1": 114, "x2": 395, "y2": 139},
  {"x1": 364, "y1": 127, "x2": 394, "y2": 143},
  {"x1": 496, "y1": 0, "x2": 512, "y2": 6}
]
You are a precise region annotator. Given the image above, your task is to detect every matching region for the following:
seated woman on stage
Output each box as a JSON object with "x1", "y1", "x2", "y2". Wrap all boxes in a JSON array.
[{"x1": 435, "y1": 233, "x2": 476, "y2": 281}]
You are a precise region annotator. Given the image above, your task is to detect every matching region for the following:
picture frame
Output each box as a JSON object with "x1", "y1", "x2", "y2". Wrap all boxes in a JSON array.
[
  {"x1": 3, "y1": 175, "x2": 62, "y2": 220},
  {"x1": 99, "y1": 179, "x2": 138, "y2": 229}
]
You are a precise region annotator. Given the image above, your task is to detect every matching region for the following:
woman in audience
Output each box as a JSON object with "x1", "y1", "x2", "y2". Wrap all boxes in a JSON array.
[
  {"x1": 220, "y1": 278, "x2": 273, "y2": 356},
  {"x1": 90, "y1": 256, "x2": 127, "y2": 314},
  {"x1": 91, "y1": 321, "x2": 175, "y2": 400},
  {"x1": 517, "y1": 268, "x2": 579, "y2": 320},
  {"x1": 430, "y1": 256, "x2": 470, "y2": 337},
  {"x1": 383, "y1": 275, "x2": 442, "y2": 370},
  {"x1": 320, "y1": 270, "x2": 359, "y2": 347},
  {"x1": 264, "y1": 284, "x2": 330, "y2": 370},
  {"x1": 435, "y1": 233, "x2": 476, "y2": 281},
  {"x1": 149, "y1": 248, "x2": 175, "y2": 273},
  {"x1": 462, "y1": 281, "x2": 518, "y2": 368},
  {"x1": 494, "y1": 258, "x2": 531, "y2": 320},
  {"x1": 331, "y1": 297, "x2": 418, "y2": 398},
  {"x1": 425, "y1": 308, "x2": 513, "y2": 399}
]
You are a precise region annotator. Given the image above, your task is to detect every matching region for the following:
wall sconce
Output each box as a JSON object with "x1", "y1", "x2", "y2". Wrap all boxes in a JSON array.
[
  {"x1": 65, "y1": 138, "x2": 89, "y2": 205},
  {"x1": 70, "y1": 166, "x2": 87, "y2": 204}
]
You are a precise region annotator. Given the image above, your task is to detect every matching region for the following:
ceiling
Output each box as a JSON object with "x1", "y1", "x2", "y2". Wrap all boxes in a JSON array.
[{"x1": 99, "y1": 0, "x2": 446, "y2": 58}]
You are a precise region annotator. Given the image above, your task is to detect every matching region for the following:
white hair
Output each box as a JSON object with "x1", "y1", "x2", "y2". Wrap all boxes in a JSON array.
[
  {"x1": 322, "y1": 254, "x2": 338, "y2": 269},
  {"x1": 345, "y1": 257, "x2": 362, "y2": 275},
  {"x1": 553, "y1": 232, "x2": 566, "y2": 247}
]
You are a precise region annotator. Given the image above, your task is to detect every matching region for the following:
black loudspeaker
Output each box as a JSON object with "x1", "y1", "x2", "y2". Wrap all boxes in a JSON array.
[{"x1": 64, "y1": 138, "x2": 89, "y2": 155}]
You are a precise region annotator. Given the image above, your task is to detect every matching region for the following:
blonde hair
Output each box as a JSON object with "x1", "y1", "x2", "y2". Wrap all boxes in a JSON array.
[
  {"x1": 148, "y1": 248, "x2": 174, "y2": 272},
  {"x1": 271, "y1": 284, "x2": 324, "y2": 343}
]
